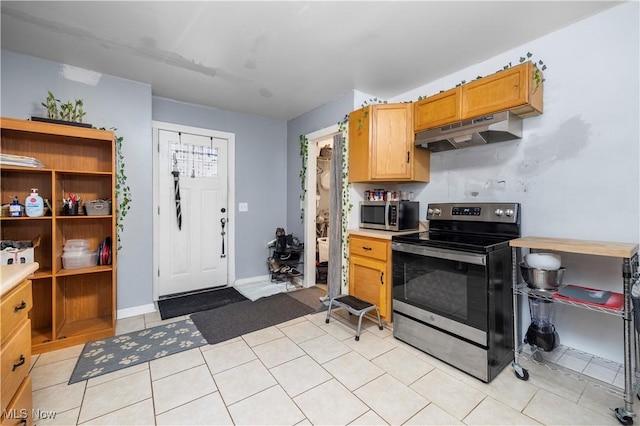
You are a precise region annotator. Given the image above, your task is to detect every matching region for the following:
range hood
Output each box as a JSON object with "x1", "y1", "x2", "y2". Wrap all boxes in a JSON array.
[{"x1": 414, "y1": 111, "x2": 523, "y2": 152}]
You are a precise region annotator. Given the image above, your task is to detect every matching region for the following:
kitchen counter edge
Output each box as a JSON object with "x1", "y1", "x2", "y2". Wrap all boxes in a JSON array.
[
  {"x1": 349, "y1": 221, "x2": 428, "y2": 240},
  {"x1": 1, "y1": 263, "x2": 40, "y2": 297}
]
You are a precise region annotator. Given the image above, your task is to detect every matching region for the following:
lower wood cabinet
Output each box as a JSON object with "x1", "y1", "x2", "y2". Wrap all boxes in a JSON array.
[
  {"x1": 1, "y1": 279, "x2": 33, "y2": 426},
  {"x1": 348, "y1": 235, "x2": 392, "y2": 322}
]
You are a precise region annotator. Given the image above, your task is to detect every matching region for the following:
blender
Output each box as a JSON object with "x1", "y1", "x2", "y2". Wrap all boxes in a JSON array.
[{"x1": 525, "y1": 296, "x2": 559, "y2": 356}]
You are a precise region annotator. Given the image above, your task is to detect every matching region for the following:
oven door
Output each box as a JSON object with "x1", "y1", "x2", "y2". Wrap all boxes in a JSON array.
[{"x1": 391, "y1": 242, "x2": 488, "y2": 346}]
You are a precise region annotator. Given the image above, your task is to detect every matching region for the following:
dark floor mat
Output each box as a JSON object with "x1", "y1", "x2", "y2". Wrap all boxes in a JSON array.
[
  {"x1": 158, "y1": 287, "x2": 248, "y2": 320},
  {"x1": 286, "y1": 286, "x2": 328, "y2": 312},
  {"x1": 191, "y1": 292, "x2": 315, "y2": 345}
]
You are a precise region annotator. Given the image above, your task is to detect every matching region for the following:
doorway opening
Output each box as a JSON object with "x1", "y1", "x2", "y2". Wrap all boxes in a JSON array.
[{"x1": 303, "y1": 125, "x2": 341, "y2": 289}]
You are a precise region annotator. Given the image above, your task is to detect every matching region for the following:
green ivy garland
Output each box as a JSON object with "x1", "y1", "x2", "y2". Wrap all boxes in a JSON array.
[
  {"x1": 299, "y1": 134, "x2": 309, "y2": 222},
  {"x1": 114, "y1": 132, "x2": 132, "y2": 250},
  {"x1": 337, "y1": 114, "x2": 352, "y2": 288}
]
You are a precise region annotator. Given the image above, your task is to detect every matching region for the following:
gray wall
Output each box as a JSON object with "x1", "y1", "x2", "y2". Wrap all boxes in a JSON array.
[
  {"x1": 152, "y1": 97, "x2": 287, "y2": 278},
  {"x1": 389, "y1": 2, "x2": 639, "y2": 363},
  {"x1": 286, "y1": 92, "x2": 355, "y2": 238},
  {"x1": 1, "y1": 50, "x2": 153, "y2": 311},
  {"x1": 0, "y1": 50, "x2": 288, "y2": 311}
]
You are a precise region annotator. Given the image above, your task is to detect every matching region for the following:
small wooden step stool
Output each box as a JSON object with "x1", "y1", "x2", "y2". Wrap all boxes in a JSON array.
[{"x1": 325, "y1": 295, "x2": 383, "y2": 341}]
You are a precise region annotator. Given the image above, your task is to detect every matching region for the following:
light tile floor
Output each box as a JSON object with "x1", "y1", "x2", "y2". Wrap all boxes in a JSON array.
[{"x1": 30, "y1": 306, "x2": 628, "y2": 425}]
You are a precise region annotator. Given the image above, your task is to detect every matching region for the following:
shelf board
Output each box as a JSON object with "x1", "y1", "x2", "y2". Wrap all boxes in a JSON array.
[
  {"x1": 56, "y1": 215, "x2": 112, "y2": 220},
  {"x1": 56, "y1": 264, "x2": 113, "y2": 277},
  {"x1": 32, "y1": 316, "x2": 114, "y2": 354},
  {"x1": 1, "y1": 117, "x2": 114, "y2": 141},
  {"x1": 0, "y1": 216, "x2": 52, "y2": 221},
  {"x1": 510, "y1": 236, "x2": 639, "y2": 258},
  {"x1": 57, "y1": 315, "x2": 114, "y2": 339},
  {"x1": 31, "y1": 326, "x2": 53, "y2": 347},
  {"x1": 0, "y1": 166, "x2": 53, "y2": 173},
  {"x1": 30, "y1": 268, "x2": 53, "y2": 280},
  {"x1": 515, "y1": 283, "x2": 624, "y2": 317}
]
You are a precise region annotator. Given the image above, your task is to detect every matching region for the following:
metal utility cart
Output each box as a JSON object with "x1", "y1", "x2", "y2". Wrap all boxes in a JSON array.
[{"x1": 510, "y1": 237, "x2": 639, "y2": 425}]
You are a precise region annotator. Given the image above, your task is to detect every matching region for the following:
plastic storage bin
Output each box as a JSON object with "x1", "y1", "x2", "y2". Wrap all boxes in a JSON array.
[
  {"x1": 84, "y1": 200, "x2": 112, "y2": 216},
  {"x1": 64, "y1": 239, "x2": 90, "y2": 252},
  {"x1": 62, "y1": 250, "x2": 97, "y2": 269}
]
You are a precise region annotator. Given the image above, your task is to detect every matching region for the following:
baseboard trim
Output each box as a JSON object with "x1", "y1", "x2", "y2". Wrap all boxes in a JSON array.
[{"x1": 117, "y1": 303, "x2": 156, "y2": 319}]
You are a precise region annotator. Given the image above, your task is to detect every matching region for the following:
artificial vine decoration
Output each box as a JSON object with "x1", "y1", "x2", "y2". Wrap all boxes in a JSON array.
[
  {"x1": 299, "y1": 134, "x2": 309, "y2": 222},
  {"x1": 357, "y1": 98, "x2": 387, "y2": 130},
  {"x1": 100, "y1": 127, "x2": 132, "y2": 251},
  {"x1": 337, "y1": 114, "x2": 352, "y2": 288},
  {"x1": 114, "y1": 132, "x2": 132, "y2": 250}
]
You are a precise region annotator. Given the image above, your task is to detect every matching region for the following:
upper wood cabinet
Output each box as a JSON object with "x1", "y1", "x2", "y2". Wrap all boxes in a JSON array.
[
  {"x1": 414, "y1": 87, "x2": 461, "y2": 132},
  {"x1": 414, "y1": 61, "x2": 543, "y2": 132},
  {"x1": 462, "y1": 61, "x2": 543, "y2": 119},
  {"x1": 349, "y1": 103, "x2": 430, "y2": 183}
]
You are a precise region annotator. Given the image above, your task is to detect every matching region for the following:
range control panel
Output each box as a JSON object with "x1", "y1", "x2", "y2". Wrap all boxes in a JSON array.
[
  {"x1": 452, "y1": 206, "x2": 482, "y2": 216},
  {"x1": 427, "y1": 202, "x2": 520, "y2": 224}
]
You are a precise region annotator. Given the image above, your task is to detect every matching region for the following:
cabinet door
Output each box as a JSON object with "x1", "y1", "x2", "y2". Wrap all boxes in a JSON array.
[
  {"x1": 370, "y1": 103, "x2": 413, "y2": 180},
  {"x1": 347, "y1": 106, "x2": 371, "y2": 183},
  {"x1": 414, "y1": 87, "x2": 462, "y2": 131},
  {"x1": 349, "y1": 255, "x2": 388, "y2": 320},
  {"x1": 349, "y1": 103, "x2": 429, "y2": 183},
  {"x1": 462, "y1": 62, "x2": 540, "y2": 119}
]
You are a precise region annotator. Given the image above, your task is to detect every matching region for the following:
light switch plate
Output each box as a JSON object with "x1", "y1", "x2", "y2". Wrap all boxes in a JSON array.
[{"x1": 239, "y1": 202, "x2": 248, "y2": 212}]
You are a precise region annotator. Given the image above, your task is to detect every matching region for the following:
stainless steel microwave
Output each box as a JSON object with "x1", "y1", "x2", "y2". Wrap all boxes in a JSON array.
[{"x1": 359, "y1": 201, "x2": 419, "y2": 231}]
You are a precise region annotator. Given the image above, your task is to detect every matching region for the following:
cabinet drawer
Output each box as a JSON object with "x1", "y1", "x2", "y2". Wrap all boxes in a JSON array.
[
  {"x1": 1, "y1": 375, "x2": 32, "y2": 426},
  {"x1": 1, "y1": 320, "x2": 31, "y2": 412},
  {"x1": 349, "y1": 236, "x2": 389, "y2": 262},
  {"x1": 1, "y1": 280, "x2": 32, "y2": 346}
]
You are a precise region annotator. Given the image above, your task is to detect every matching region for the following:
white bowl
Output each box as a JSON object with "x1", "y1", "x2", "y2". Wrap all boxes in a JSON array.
[{"x1": 524, "y1": 253, "x2": 562, "y2": 270}]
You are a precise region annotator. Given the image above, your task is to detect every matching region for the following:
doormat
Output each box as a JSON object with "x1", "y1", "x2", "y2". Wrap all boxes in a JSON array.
[
  {"x1": 191, "y1": 287, "x2": 326, "y2": 345},
  {"x1": 69, "y1": 318, "x2": 207, "y2": 384},
  {"x1": 158, "y1": 286, "x2": 249, "y2": 320}
]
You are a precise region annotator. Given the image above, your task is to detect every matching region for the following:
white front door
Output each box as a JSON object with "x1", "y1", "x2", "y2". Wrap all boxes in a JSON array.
[{"x1": 156, "y1": 128, "x2": 229, "y2": 297}]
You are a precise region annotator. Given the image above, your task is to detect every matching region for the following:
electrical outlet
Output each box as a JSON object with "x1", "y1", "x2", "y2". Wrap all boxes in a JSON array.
[{"x1": 239, "y1": 202, "x2": 248, "y2": 212}]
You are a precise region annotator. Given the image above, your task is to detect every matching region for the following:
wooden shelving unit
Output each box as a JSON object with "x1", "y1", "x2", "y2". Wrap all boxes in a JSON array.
[{"x1": 1, "y1": 117, "x2": 117, "y2": 354}]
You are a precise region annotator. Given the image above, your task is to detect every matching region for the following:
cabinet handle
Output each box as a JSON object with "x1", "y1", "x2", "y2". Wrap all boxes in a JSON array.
[
  {"x1": 12, "y1": 354, "x2": 26, "y2": 371},
  {"x1": 380, "y1": 272, "x2": 384, "y2": 285},
  {"x1": 407, "y1": 151, "x2": 410, "y2": 163},
  {"x1": 14, "y1": 300, "x2": 27, "y2": 313},
  {"x1": 362, "y1": 246, "x2": 372, "y2": 251}
]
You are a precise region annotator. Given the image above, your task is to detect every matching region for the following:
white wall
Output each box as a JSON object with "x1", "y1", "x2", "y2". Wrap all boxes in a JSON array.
[{"x1": 387, "y1": 2, "x2": 639, "y2": 363}]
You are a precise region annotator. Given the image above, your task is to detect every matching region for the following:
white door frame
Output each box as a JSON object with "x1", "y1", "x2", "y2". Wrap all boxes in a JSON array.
[
  {"x1": 152, "y1": 120, "x2": 236, "y2": 301},
  {"x1": 303, "y1": 124, "x2": 341, "y2": 287}
]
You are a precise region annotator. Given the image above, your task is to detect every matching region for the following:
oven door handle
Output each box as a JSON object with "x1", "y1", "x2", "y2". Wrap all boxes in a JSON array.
[{"x1": 391, "y1": 242, "x2": 486, "y2": 266}]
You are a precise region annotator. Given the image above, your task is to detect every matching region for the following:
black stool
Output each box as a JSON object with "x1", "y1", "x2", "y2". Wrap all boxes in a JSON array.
[{"x1": 325, "y1": 295, "x2": 383, "y2": 341}]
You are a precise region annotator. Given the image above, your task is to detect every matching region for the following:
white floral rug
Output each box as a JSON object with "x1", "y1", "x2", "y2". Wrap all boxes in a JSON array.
[{"x1": 68, "y1": 318, "x2": 207, "y2": 384}]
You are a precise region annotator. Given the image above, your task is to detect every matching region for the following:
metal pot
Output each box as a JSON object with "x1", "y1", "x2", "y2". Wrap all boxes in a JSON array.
[{"x1": 519, "y1": 263, "x2": 565, "y2": 291}]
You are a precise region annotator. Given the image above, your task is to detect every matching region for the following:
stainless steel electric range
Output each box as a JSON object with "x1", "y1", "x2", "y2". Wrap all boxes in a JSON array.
[{"x1": 391, "y1": 202, "x2": 521, "y2": 383}]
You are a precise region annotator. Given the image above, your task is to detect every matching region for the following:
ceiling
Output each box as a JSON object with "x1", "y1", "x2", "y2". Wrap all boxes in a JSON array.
[{"x1": 1, "y1": 1, "x2": 621, "y2": 121}]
